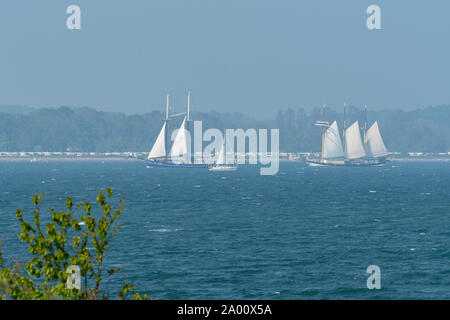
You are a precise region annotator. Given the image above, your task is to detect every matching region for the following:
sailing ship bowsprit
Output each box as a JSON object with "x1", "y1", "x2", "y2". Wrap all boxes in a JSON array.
[
  {"x1": 307, "y1": 105, "x2": 389, "y2": 167},
  {"x1": 147, "y1": 92, "x2": 209, "y2": 168}
]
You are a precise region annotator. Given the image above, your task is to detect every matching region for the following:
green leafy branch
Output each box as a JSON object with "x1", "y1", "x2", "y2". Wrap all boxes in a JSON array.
[{"x1": 0, "y1": 188, "x2": 149, "y2": 300}]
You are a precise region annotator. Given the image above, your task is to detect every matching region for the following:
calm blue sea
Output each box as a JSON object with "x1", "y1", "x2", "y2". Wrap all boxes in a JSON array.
[{"x1": 0, "y1": 161, "x2": 449, "y2": 299}]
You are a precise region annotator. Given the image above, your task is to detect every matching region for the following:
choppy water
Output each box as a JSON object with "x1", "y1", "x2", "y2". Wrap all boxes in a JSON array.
[{"x1": 0, "y1": 161, "x2": 449, "y2": 299}]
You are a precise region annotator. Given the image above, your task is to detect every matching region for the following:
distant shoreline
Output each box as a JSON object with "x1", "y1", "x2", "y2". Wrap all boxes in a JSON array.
[
  {"x1": 0, "y1": 157, "x2": 141, "y2": 162},
  {"x1": 0, "y1": 157, "x2": 448, "y2": 163},
  {"x1": 389, "y1": 158, "x2": 450, "y2": 162}
]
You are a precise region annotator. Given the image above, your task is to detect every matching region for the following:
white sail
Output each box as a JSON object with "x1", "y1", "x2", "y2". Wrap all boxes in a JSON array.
[
  {"x1": 344, "y1": 121, "x2": 366, "y2": 159},
  {"x1": 215, "y1": 141, "x2": 225, "y2": 165},
  {"x1": 323, "y1": 121, "x2": 344, "y2": 160},
  {"x1": 148, "y1": 122, "x2": 167, "y2": 159},
  {"x1": 210, "y1": 137, "x2": 237, "y2": 171},
  {"x1": 364, "y1": 121, "x2": 388, "y2": 158},
  {"x1": 169, "y1": 117, "x2": 189, "y2": 163}
]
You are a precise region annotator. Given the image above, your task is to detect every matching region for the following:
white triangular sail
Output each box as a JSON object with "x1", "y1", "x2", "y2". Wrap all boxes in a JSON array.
[
  {"x1": 210, "y1": 137, "x2": 237, "y2": 170},
  {"x1": 344, "y1": 121, "x2": 366, "y2": 159},
  {"x1": 169, "y1": 117, "x2": 189, "y2": 163},
  {"x1": 216, "y1": 138, "x2": 237, "y2": 165},
  {"x1": 148, "y1": 122, "x2": 167, "y2": 160},
  {"x1": 364, "y1": 121, "x2": 388, "y2": 158},
  {"x1": 323, "y1": 121, "x2": 344, "y2": 160},
  {"x1": 215, "y1": 142, "x2": 225, "y2": 165}
]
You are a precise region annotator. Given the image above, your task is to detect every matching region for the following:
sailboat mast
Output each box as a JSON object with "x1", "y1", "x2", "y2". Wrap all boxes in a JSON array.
[
  {"x1": 187, "y1": 91, "x2": 191, "y2": 122},
  {"x1": 321, "y1": 104, "x2": 325, "y2": 163},
  {"x1": 165, "y1": 95, "x2": 170, "y2": 121},
  {"x1": 165, "y1": 94, "x2": 170, "y2": 160},
  {"x1": 186, "y1": 91, "x2": 192, "y2": 162},
  {"x1": 363, "y1": 104, "x2": 367, "y2": 143},
  {"x1": 343, "y1": 102, "x2": 347, "y2": 159},
  {"x1": 222, "y1": 139, "x2": 225, "y2": 164}
]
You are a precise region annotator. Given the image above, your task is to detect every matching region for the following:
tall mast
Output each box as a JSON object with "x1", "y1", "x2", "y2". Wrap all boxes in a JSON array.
[
  {"x1": 165, "y1": 94, "x2": 170, "y2": 159},
  {"x1": 363, "y1": 104, "x2": 367, "y2": 143},
  {"x1": 186, "y1": 91, "x2": 192, "y2": 162},
  {"x1": 187, "y1": 91, "x2": 191, "y2": 122},
  {"x1": 165, "y1": 94, "x2": 170, "y2": 121},
  {"x1": 185, "y1": 91, "x2": 191, "y2": 134},
  {"x1": 321, "y1": 104, "x2": 325, "y2": 163},
  {"x1": 343, "y1": 102, "x2": 347, "y2": 159}
]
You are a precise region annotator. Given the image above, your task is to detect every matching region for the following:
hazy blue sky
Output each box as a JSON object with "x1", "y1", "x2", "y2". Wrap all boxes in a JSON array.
[{"x1": 0, "y1": 0, "x2": 449, "y2": 117}]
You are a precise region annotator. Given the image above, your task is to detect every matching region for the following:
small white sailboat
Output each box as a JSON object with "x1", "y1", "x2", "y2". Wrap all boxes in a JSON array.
[{"x1": 209, "y1": 138, "x2": 237, "y2": 171}]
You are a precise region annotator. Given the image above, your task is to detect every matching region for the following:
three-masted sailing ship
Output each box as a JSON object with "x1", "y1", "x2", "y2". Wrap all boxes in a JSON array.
[
  {"x1": 307, "y1": 105, "x2": 389, "y2": 167},
  {"x1": 147, "y1": 92, "x2": 209, "y2": 168}
]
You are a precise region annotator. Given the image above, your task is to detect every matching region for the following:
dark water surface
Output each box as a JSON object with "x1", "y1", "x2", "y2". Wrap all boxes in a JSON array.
[{"x1": 0, "y1": 161, "x2": 449, "y2": 299}]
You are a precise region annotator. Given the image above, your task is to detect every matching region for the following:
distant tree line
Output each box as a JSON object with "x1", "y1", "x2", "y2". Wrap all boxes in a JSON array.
[{"x1": 0, "y1": 105, "x2": 449, "y2": 153}]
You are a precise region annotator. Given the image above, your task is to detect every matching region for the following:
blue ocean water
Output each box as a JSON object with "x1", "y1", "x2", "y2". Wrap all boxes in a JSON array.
[{"x1": 0, "y1": 161, "x2": 449, "y2": 299}]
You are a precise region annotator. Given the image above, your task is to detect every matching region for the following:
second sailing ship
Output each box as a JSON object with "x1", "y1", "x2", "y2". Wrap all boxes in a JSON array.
[{"x1": 307, "y1": 105, "x2": 389, "y2": 167}]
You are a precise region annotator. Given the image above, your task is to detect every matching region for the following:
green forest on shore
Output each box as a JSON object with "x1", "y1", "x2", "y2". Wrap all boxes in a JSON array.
[{"x1": 0, "y1": 105, "x2": 449, "y2": 153}]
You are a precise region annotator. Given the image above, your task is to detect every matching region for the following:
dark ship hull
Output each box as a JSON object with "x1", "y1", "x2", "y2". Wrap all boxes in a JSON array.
[
  {"x1": 306, "y1": 156, "x2": 387, "y2": 167},
  {"x1": 146, "y1": 159, "x2": 210, "y2": 169}
]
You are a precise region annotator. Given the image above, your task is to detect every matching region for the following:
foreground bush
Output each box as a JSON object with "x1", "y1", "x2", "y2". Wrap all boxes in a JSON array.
[{"x1": 0, "y1": 188, "x2": 148, "y2": 300}]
